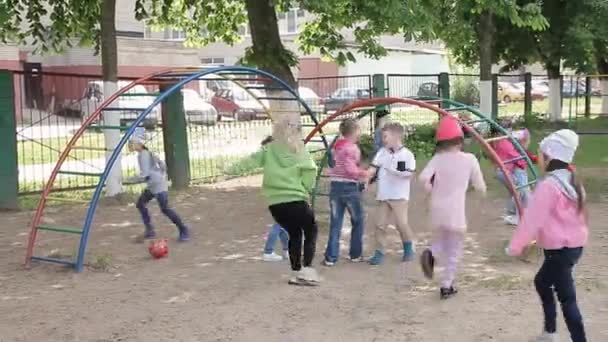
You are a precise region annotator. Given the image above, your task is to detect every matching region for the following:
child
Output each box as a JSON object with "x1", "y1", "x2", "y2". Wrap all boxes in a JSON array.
[
  {"x1": 507, "y1": 129, "x2": 587, "y2": 342},
  {"x1": 253, "y1": 120, "x2": 320, "y2": 285},
  {"x1": 419, "y1": 116, "x2": 486, "y2": 299},
  {"x1": 127, "y1": 128, "x2": 190, "y2": 241},
  {"x1": 494, "y1": 119, "x2": 532, "y2": 225},
  {"x1": 373, "y1": 109, "x2": 390, "y2": 156},
  {"x1": 323, "y1": 118, "x2": 369, "y2": 266},
  {"x1": 368, "y1": 122, "x2": 417, "y2": 265},
  {"x1": 263, "y1": 223, "x2": 289, "y2": 262}
]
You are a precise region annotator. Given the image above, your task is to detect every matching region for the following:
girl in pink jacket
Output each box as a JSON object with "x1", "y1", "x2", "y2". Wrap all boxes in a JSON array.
[
  {"x1": 419, "y1": 116, "x2": 487, "y2": 299},
  {"x1": 507, "y1": 129, "x2": 587, "y2": 342}
]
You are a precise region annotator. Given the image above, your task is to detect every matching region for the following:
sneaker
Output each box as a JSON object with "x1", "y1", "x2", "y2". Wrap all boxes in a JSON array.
[
  {"x1": 528, "y1": 332, "x2": 559, "y2": 342},
  {"x1": 350, "y1": 257, "x2": 363, "y2": 263},
  {"x1": 178, "y1": 228, "x2": 190, "y2": 242},
  {"x1": 143, "y1": 229, "x2": 157, "y2": 240},
  {"x1": 283, "y1": 250, "x2": 290, "y2": 261},
  {"x1": 402, "y1": 241, "x2": 416, "y2": 262},
  {"x1": 263, "y1": 252, "x2": 283, "y2": 262},
  {"x1": 288, "y1": 271, "x2": 308, "y2": 286},
  {"x1": 322, "y1": 259, "x2": 336, "y2": 267},
  {"x1": 503, "y1": 215, "x2": 518, "y2": 226},
  {"x1": 420, "y1": 249, "x2": 435, "y2": 279},
  {"x1": 369, "y1": 250, "x2": 385, "y2": 265},
  {"x1": 298, "y1": 267, "x2": 321, "y2": 284},
  {"x1": 440, "y1": 286, "x2": 458, "y2": 300}
]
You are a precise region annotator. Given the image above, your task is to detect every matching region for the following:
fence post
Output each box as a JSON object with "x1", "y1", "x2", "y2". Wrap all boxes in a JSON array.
[
  {"x1": 524, "y1": 73, "x2": 532, "y2": 123},
  {"x1": 372, "y1": 74, "x2": 386, "y2": 132},
  {"x1": 585, "y1": 76, "x2": 591, "y2": 118},
  {"x1": 438, "y1": 72, "x2": 450, "y2": 109},
  {"x1": 160, "y1": 84, "x2": 190, "y2": 190},
  {"x1": 491, "y1": 74, "x2": 499, "y2": 120},
  {"x1": 0, "y1": 70, "x2": 18, "y2": 209}
]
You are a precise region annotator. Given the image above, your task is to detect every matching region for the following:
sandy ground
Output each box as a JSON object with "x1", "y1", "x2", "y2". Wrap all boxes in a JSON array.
[{"x1": 1, "y1": 175, "x2": 607, "y2": 342}]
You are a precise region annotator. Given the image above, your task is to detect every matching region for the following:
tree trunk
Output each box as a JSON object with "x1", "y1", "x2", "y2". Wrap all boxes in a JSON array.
[
  {"x1": 244, "y1": 0, "x2": 300, "y2": 130},
  {"x1": 598, "y1": 57, "x2": 608, "y2": 115},
  {"x1": 478, "y1": 10, "x2": 495, "y2": 116},
  {"x1": 546, "y1": 62, "x2": 562, "y2": 121},
  {"x1": 100, "y1": 0, "x2": 122, "y2": 196}
]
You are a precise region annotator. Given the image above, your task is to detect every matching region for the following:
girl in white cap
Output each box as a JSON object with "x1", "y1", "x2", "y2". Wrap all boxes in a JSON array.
[
  {"x1": 128, "y1": 128, "x2": 190, "y2": 242},
  {"x1": 507, "y1": 129, "x2": 587, "y2": 342}
]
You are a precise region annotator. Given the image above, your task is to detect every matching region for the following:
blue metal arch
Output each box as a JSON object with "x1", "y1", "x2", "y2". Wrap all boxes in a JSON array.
[{"x1": 75, "y1": 66, "x2": 330, "y2": 271}]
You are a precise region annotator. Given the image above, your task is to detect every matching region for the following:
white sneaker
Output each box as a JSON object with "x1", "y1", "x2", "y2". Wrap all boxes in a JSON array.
[
  {"x1": 262, "y1": 252, "x2": 283, "y2": 262},
  {"x1": 350, "y1": 257, "x2": 363, "y2": 263},
  {"x1": 298, "y1": 267, "x2": 321, "y2": 284},
  {"x1": 503, "y1": 215, "x2": 518, "y2": 226},
  {"x1": 528, "y1": 332, "x2": 559, "y2": 342},
  {"x1": 283, "y1": 251, "x2": 290, "y2": 261}
]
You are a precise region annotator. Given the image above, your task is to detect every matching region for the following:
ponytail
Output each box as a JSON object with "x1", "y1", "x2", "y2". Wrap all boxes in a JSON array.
[{"x1": 570, "y1": 170, "x2": 585, "y2": 214}]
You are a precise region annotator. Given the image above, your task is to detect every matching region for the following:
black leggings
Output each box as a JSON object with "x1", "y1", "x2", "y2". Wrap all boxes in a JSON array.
[{"x1": 269, "y1": 201, "x2": 318, "y2": 271}]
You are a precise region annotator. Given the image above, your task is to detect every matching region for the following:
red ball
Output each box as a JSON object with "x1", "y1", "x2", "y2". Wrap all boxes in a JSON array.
[{"x1": 148, "y1": 239, "x2": 169, "y2": 259}]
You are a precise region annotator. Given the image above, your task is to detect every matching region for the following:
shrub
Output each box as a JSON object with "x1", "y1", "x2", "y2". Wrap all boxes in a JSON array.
[
  {"x1": 358, "y1": 124, "x2": 437, "y2": 162},
  {"x1": 452, "y1": 77, "x2": 480, "y2": 106}
]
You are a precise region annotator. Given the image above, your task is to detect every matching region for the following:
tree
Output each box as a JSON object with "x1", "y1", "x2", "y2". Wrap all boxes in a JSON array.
[
  {"x1": 420, "y1": 0, "x2": 547, "y2": 116},
  {"x1": 589, "y1": 1, "x2": 608, "y2": 115},
  {"x1": 0, "y1": 0, "x2": 124, "y2": 196},
  {"x1": 137, "y1": 0, "x2": 436, "y2": 124}
]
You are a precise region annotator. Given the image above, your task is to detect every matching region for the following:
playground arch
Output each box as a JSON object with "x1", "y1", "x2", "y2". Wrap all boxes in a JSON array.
[
  {"x1": 25, "y1": 66, "x2": 332, "y2": 272},
  {"x1": 303, "y1": 97, "x2": 540, "y2": 214}
]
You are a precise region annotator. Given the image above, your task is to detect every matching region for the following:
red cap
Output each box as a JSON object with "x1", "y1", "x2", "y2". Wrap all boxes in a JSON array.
[{"x1": 436, "y1": 116, "x2": 464, "y2": 141}]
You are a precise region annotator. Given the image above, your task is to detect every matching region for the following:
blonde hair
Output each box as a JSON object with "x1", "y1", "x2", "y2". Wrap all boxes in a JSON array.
[{"x1": 272, "y1": 118, "x2": 304, "y2": 154}]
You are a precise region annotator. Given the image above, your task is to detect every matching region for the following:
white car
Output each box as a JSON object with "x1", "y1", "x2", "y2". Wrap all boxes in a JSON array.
[
  {"x1": 181, "y1": 89, "x2": 218, "y2": 126},
  {"x1": 298, "y1": 87, "x2": 325, "y2": 114},
  {"x1": 72, "y1": 81, "x2": 161, "y2": 128}
]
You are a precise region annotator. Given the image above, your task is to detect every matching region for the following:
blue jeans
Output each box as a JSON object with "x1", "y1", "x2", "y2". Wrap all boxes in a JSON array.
[
  {"x1": 263, "y1": 223, "x2": 289, "y2": 254},
  {"x1": 324, "y1": 182, "x2": 364, "y2": 263},
  {"x1": 496, "y1": 168, "x2": 530, "y2": 216},
  {"x1": 136, "y1": 190, "x2": 187, "y2": 233},
  {"x1": 535, "y1": 248, "x2": 586, "y2": 342}
]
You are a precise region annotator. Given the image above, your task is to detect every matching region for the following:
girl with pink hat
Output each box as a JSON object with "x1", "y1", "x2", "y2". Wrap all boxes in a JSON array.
[{"x1": 418, "y1": 116, "x2": 487, "y2": 299}]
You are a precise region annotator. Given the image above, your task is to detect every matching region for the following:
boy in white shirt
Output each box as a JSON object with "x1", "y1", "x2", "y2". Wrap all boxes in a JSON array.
[{"x1": 369, "y1": 123, "x2": 416, "y2": 265}]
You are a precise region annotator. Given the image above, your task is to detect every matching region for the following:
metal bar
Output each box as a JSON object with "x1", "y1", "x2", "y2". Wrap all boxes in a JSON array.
[
  {"x1": 503, "y1": 155, "x2": 526, "y2": 165},
  {"x1": 255, "y1": 97, "x2": 298, "y2": 101},
  {"x1": 57, "y1": 170, "x2": 103, "y2": 177},
  {"x1": 445, "y1": 107, "x2": 468, "y2": 112},
  {"x1": 517, "y1": 179, "x2": 537, "y2": 190},
  {"x1": 86, "y1": 125, "x2": 130, "y2": 131},
  {"x1": 119, "y1": 93, "x2": 160, "y2": 97},
  {"x1": 31, "y1": 256, "x2": 75, "y2": 266},
  {"x1": 45, "y1": 197, "x2": 91, "y2": 204},
  {"x1": 71, "y1": 146, "x2": 112, "y2": 152},
  {"x1": 37, "y1": 225, "x2": 83, "y2": 234},
  {"x1": 102, "y1": 107, "x2": 146, "y2": 112},
  {"x1": 244, "y1": 86, "x2": 284, "y2": 91},
  {"x1": 485, "y1": 135, "x2": 509, "y2": 143}
]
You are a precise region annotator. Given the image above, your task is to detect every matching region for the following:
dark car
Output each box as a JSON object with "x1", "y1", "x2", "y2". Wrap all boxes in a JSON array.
[
  {"x1": 562, "y1": 81, "x2": 586, "y2": 98},
  {"x1": 323, "y1": 88, "x2": 371, "y2": 113},
  {"x1": 417, "y1": 81, "x2": 440, "y2": 98}
]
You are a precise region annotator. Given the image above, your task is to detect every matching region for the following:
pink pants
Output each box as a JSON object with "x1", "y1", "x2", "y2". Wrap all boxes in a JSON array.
[{"x1": 431, "y1": 229, "x2": 465, "y2": 288}]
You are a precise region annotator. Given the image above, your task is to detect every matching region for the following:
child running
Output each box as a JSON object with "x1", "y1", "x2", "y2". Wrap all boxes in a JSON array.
[
  {"x1": 323, "y1": 118, "x2": 369, "y2": 266},
  {"x1": 494, "y1": 118, "x2": 532, "y2": 225},
  {"x1": 253, "y1": 119, "x2": 320, "y2": 285},
  {"x1": 507, "y1": 129, "x2": 587, "y2": 342},
  {"x1": 128, "y1": 128, "x2": 190, "y2": 241},
  {"x1": 419, "y1": 116, "x2": 486, "y2": 299},
  {"x1": 368, "y1": 122, "x2": 416, "y2": 265},
  {"x1": 262, "y1": 223, "x2": 289, "y2": 262}
]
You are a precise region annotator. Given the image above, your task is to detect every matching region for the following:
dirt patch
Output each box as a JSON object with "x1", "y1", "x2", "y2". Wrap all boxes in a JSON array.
[{"x1": 1, "y1": 175, "x2": 607, "y2": 342}]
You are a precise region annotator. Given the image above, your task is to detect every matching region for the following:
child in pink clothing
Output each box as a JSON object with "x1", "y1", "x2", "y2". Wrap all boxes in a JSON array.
[
  {"x1": 507, "y1": 129, "x2": 587, "y2": 342},
  {"x1": 323, "y1": 118, "x2": 369, "y2": 266},
  {"x1": 419, "y1": 116, "x2": 487, "y2": 299}
]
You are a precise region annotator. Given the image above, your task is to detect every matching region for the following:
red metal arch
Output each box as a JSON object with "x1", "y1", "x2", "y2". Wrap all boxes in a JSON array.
[{"x1": 303, "y1": 97, "x2": 524, "y2": 216}]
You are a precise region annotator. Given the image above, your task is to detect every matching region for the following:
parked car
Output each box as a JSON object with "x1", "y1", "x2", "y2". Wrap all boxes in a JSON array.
[
  {"x1": 211, "y1": 87, "x2": 269, "y2": 121},
  {"x1": 514, "y1": 82, "x2": 547, "y2": 100},
  {"x1": 497, "y1": 82, "x2": 524, "y2": 103},
  {"x1": 324, "y1": 87, "x2": 371, "y2": 113},
  {"x1": 417, "y1": 81, "x2": 440, "y2": 98},
  {"x1": 60, "y1": 81, "x2": 161, "y2": 128},
  {"x1": 562, "y1": 80, "x2": 586, "y2": 98},
  {"x1": 181, "y1": 89, "x2": 218, "y2": 126},
  {"x1": 298, "y1": 86, "x2": 325, "y2": 113}
]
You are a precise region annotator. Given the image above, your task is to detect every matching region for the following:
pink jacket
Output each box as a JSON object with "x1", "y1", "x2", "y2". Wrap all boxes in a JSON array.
[
  {"x1": 328, "y1": 138, "x2": 366, "y2": 182},
  {"x1": 419, "y1": 151, "x2": 486, "y2": 232},
  {"x1": 494, "y1": 139, "x2": 526, "y2": 172},
  {"x1": 509, "y1": 175, "x2": 588, "y2": 255}
]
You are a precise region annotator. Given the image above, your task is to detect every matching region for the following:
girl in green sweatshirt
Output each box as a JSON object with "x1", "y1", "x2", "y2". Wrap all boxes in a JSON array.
[{"x1": 254, "y1": 119, "x2": 320, "y2": 286}]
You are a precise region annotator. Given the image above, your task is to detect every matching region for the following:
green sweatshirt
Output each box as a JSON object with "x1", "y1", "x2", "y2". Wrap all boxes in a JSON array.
[{"x1": 253, "y1": 142, "x2": 318, "y2": 206}]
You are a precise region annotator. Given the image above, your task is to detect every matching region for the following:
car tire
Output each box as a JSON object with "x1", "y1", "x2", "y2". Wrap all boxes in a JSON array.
[{"x1": 503, "y1": 95, "x2": 511, "y2": 104}]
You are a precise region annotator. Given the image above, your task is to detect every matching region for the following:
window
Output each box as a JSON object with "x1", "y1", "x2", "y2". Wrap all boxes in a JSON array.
[
  {"x1": 164, "y1": 28, "x2": 186, "y2": 40},
  {"x1": 200, "y1": 57, "x2": 225, "y2": 65},
  {"x1": 277, "y1": 9, "x2": 305, "y2": 34},
  {"x1": 287, "y1": 10, "x2": 296, "y2": 33}
]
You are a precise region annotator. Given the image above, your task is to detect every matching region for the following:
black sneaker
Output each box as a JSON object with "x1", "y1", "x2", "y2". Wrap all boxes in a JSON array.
[
  {"x1": 420, "y1": 249, "x2": 435, "y2": 279},
  {"x1": 440, "y1": 287, "x2": 458, "y2": 300}
]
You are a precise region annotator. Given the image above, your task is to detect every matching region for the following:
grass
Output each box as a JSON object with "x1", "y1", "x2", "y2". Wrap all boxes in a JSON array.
[{"x1": 501, "y1": 96, "x2": 604, "y2": 119}]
